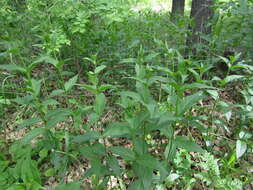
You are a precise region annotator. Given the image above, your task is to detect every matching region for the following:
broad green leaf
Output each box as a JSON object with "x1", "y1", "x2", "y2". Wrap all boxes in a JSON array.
[
  {"x1": 44, "y1": 168, "x2": 55, "y2": 177},
  {"x1": 21, "y1": 128, "x2": 46, "y2": 145},
  {"x1": 144, "y1": 52, "x2": 160, "y2": 62},
  {"x1": 79, "y1": 84, "x2": 97, "y2": 94},
  {"x1": 79, "y1": 143, "x2": 106, "y2": 159},
  {"x1": 13, "y1": 95, "x2": 34, "y2": 105},
  {"x1": 127, "y1": 179, "x2": 143, "y2": 190},
  {"x1": 206, "y1": 90, "x2": 219, "y2": 100},
  {"x1": 120, "y1": 58, "x2": 137, "y2": 64},
  {"x1": 183, "y1": 83, "x2": 215, "y2": 90},
  {"x1": 133, "y1": 138, "x2": 148, "y2": 155},
  {"x1": 120, "y1": 91, "x2": 142, "y2": 103},
  {"x1": 84, "y1": 158, "x2": 108, "y2": 178},
  {"x1": 94, "y1": 93, "x2": 106, "y2": 116},
  {"x1": 132, "y1": 163, "x2": 152, "y2": 190},
  {"x1": 0, "y1": 98, "x2": 11, "y2": 104},
  {"x1": 135, "y1": 64, "x2": 146, "y2": 79},
  {"x1": 126, "y1": 112, "x2": 149, "y2": 129},
  {"x1": 18, "y1": 117, "x2": 41, "y2": 130},
  {"x1": 160, "y1": 125, "x2": 174, "y2": 138},
  {"x1": 107, "y1": 156, "x2": 122, "y2": 176},
  {"x1": 236, "y1": 140, "x2": 247, "y2": 159},
  {"x1": 0, "y1": 64, "x2": 26, "y2": 73},
  {"x1": 54, "y1": 181, "x2": 81, "y2": 190},
  {"x1": 177, "y1": 91, "x2": 205, "y2": 116},
  {"x1": 158, "y1": 113, "x2": 181, "y2": 128},
  {"x1": 42, "y1": 99, "x2": 59, "y2": 106},
  {"x1": 136, "y1": 154, "x2": 159, "y2": 169},
  {"x1": 98, "y1": 84, "x2": 114, "y2": 93},
  {"x1": 165, "y1": 140, "x2": 176, "y2": 161},
  {"x1": 31, "y1": 79, "x2": 41, "y2": 97},
  {"x1": 103, "y1": 122, "x2": 131, "y2": 137},
  {"x1": 6, "y1": 184, "x2": 26, "y2": 190},
  {"x1": 88, "y1": 112, "x2": 100, "y2": 123},
  {"x1": 48, "y1": 89, "x2": 65, "y2": 97},
  {"x1": 45, "y1": 109, "x2": 71, "y2": 128},
  {"x1": 33, "y1": 55, "x2": 58, "y2": 68},
  {"x1": 218, "y1": 56, "x2": 230, "y2": 65},
  {"x1": 109, "y1": 146, "x2": 136, "y2": 161},
  {"x1": 224, "y1": 75, "x2": 244, "y2": 84},
  {"x1": 21, "y1": 158, "x2": 41, "y2": 184},
  {"x1": 73, "y1": 131, "x2": 101, "y2": 143},
  {"x1": 144, "y1": 103, "x2": 157, "y2": 118},
  {"x1": 136, "y1": 83, "x2": 153, "y2": 104},
  {"x1": 45, "y1": 108, "x2": 71, "y2": 118},
  {"x1": 64, "y1": 75, "x2": 78, "y2": 91},
  {"x1": 175, "y1": 136, "x2": 204, "y2": 152},
  {"x1": 94, "y1": 65, "x2": 106, "y2": 74}
]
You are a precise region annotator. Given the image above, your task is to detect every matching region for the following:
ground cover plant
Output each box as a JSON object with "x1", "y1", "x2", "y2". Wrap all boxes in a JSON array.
[{"x1": 0, "y1": 0, "x2": 252, "y2": 189}]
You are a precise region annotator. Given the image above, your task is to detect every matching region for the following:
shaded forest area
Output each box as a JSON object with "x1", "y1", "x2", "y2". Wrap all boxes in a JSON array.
[{"x1": 0, "y1": 0, "x2": 253, "y2": 189}]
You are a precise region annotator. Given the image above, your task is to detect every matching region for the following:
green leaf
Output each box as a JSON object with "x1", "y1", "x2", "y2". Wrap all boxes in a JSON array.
[
  {"x1": 21, "y1": 157, "x2": 41, "y2": 184},
  {"x1": 79, "y1": 143, "x2": 106, "y2": 159},
  {"x1": 224, "y1": 75, "x2": 244, "y2": 84},
  {"x1": 133, "y1": 138, "x2": 148, "y2": 155},
  {"x1": 120, "y1": 58, "x2": 137, "y2": 64},
  {"x1": 127, "y1": 179, "x2": 143, "y2": 190},
  {"x1": 54, "y1": 181, "x2": 81, "y2": 190},
  {"x1": 88, "y1": 112, "x2": 100, "y2": 123},
  {"x1": 206, "y1": 90, "x2": 219, "y2": 100},
  {"x1": 183, "y1": 83, "x2": 215, "y2": 90},
  {"x1": 73, "y1": 131, "x2": 101, "y2": 143},
  {"x1": 177, "y1": 91, "x2": 205, "y2": 116},
  {"x1": 18, "y1": 117, "x2": 41, "y2": 130},
  {"x1": 98, "y1": 84, "x2": 114, "y2": 93},
  {"x1": 109, "y1": 146, "x2": 136, "y2": 161},
  {"x1": 107, "y1": 156, "x2": 122, "y2": 176},
  {"x1": 175, "y1": 136, "x2": 204, "y2": 152},
  {"x1": 48, "y1": 89, "x2": 65, "y2": 97},
  {"x1": 120, "y1": 91, "x2": 142, "y2": 103},
  {"x1": 145, "y1": 102, "x2": 159, "y2": 118},
  {"x1": 132, "y1": 163, "x2": 152, "y2": 190},
  {"x1": 31, "y1": 79, "x2": 41, "y2": 97},
  {"x1": 21, "y1": 128, "x2": 46, "y2": 145},
  {"x1": 236, "y1": 140, "x2": 247, "y2": 159},
  {"x1": 84, "y1": 158, "x2": 108, "y2": 178},
  {"x1": 0, "y1": 64, "x2": 26, "y2": 73},
  {"x1": 94, "y1": 65, "x2": 106, "y2": 74},
  {"x1": 13, "y1": 95, "x2": 34, "y2": 105},
  {"x1": 79, "y1": 84, "x2": 97, "y2": 94},
  {"x1": 45, "y1": 109, "x2": 71, "y2": 128},
  {"x1": 64, "y1": 75, "x2": 78, "y2": 91},
  {"x1": 136, "y1": 154, "x2": 159, "y2": 169},
  {"x1": 94, "y1": 93, "x2": 106, "y2": 116},
  {"x1": 6, "y1": 184, "x2": 26, "y2": 190},
  {"x1": 44, "y1": 168, "x2": 55, "y2": 177},
  {"x1": 218, "y1": 56, "x2": 230, "y2": 65},
  {"x1": 42, "y1": 99, "x2": 59, "y2": 106},
  {"x1": 33, "y1": 55, "x2": 59, "y2": 68},
  {"x1": 103, "y1": 122, "x2": 131, "y2": 137},
  {"x1": 0, "y1": 98, "x2": 11, "y2": 104}
]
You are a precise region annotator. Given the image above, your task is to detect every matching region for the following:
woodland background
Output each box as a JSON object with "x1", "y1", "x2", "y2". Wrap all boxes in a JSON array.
[{"x1": 0, "y1": 0, "x2": 253, "y2": 189}]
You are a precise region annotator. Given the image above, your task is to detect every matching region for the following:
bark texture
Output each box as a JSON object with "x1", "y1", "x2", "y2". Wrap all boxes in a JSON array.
[
  {"x1": 186, "y1": 0, "x2": 214, "y2": 55},
  {"x1": 171, "y1": 0, "x2": 185, "y2": 18}
]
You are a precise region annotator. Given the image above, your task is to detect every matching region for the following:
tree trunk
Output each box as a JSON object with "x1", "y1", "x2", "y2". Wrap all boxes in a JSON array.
[
  {"x1": 171, "y1": 0, "x2": 185, "y2": 18},
  {"x1": 186, "y1": 0, "x2": 214, "y2": 55}
]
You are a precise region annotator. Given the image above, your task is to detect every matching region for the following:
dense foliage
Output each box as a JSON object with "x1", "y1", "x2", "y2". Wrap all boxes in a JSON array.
[{"x1": 0, "y1": 0, "x2": 252, "y2": 189}]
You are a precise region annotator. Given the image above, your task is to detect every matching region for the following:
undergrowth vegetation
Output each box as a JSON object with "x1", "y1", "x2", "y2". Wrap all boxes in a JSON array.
[{"x1": 0, "y1": 0, "x2": 252, "y2": 189}]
